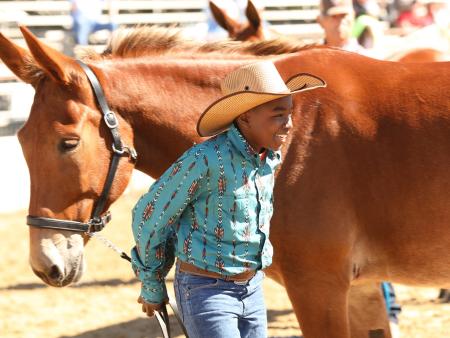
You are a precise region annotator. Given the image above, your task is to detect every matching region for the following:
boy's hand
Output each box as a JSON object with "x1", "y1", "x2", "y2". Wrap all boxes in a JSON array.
[{"x1": 137, "y1": 296, "x2": 166, "y2": 317}]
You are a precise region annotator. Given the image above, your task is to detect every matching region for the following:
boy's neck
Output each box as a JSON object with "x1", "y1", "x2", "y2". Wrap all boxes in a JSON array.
[{"x1": 234, "y1": 122, "x2": 264, "y2": 154}]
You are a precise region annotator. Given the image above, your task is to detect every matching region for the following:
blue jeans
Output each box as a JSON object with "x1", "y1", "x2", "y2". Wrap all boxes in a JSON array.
[
  {"x1": 72, "y1": 14, "x2": 117, "y2": 45},
  {"x1": 174, "y1": 262, "x2": 267, "y2": 338}
]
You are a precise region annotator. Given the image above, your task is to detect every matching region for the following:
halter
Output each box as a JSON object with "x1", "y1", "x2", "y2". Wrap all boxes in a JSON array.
[{"x1": 26, "y1": 60, "x2": 137, "y2": 233}]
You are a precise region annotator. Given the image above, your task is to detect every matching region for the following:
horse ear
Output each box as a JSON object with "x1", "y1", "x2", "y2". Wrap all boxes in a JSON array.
[
  {"x1": 246, "y1": 0, "x2": 262, "y2": 29},
  {"x1": 209, "y1": 1, "x2": 239, "y2": 33},
  {"x1": 0, "y1": 33, "x2": 36, "y2": 84},
  {"x1": 20, "y1": 26, "x2": 79, "y2": 84}
]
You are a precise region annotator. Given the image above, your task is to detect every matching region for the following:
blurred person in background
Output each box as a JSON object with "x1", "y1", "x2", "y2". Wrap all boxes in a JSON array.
[
  {"x1": 70, "y1": 0, "x2": 117, "y2": 45},
  {"x1": 352, "y1": 14, "x2": 383, "y2": 48},
  {"x1": 396, "y1": 0, "x2": 434, "y2": 28},
  {"x1": 353, "y1": 0, "x2": 382, "y2": 18},
  {"x1": 317, "y1": 0, "x2": 379, "y2": 54},
  {"x1": 396, "y1": 0, "x2": 449, "y2": 35},
  {"x1": 352, "y1": 0, "x2": 384, "y2": 48}
]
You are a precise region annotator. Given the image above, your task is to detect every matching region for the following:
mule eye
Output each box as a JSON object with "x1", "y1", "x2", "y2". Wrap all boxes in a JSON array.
[{"x1": 59, "y1": 139, "x2": 80, "y2": 153}]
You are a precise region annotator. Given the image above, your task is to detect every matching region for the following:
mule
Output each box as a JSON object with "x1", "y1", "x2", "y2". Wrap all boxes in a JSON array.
[
  {"x1": 211, "y1": 1, "x2": 450, "y2": 308},
  {"x1": 1, "y1": 26, "x2": 449, "y2": 338},
  {"x1": 209, "y1": 0, "x2": 276, "y2": 41}
]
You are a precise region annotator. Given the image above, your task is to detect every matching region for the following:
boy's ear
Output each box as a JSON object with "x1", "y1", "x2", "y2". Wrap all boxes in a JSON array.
[{"x1": 236, "y1": 111, "x2": 251, "y2": 126}]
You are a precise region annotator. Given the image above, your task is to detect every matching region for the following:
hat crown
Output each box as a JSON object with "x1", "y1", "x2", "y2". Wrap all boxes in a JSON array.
[{"x1": 221, "y1": 61, "x2": 290, "y2": 96}]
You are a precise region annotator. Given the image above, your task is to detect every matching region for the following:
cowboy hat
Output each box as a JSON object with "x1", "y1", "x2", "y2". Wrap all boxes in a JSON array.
[{"x1": 196, "y1": 60, "x2": 326, "y2": 137}]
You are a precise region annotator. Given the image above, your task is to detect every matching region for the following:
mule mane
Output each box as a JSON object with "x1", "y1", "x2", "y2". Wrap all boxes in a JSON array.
[
  {"x1": 24, "y1": 26, "x2": 317, "y2": 81},
  {"x1": 96, "y1": 25, "x2": 316, "y2": 59}
]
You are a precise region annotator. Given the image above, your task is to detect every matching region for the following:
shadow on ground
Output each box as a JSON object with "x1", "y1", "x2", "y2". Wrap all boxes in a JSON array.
[
  {"x1": 1, "y1": 277, "x2": 177, "y2": 291},
  {"x1": 58, "y1": 309, "x2": 302, "y2": 338},
  {"x1": 1, "y1": 278, "x2": 139, "y2": 291}
]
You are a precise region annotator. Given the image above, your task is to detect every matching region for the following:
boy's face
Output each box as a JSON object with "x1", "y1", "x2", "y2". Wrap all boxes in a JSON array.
[{"x1": 238, "y1": 96, "x2": 293, "y2": 151}]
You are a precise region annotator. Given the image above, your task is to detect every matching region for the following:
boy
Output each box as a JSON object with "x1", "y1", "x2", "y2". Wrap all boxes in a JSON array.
[{"x1": 131, "y1": 61, "x2": 325, "y2": 337}]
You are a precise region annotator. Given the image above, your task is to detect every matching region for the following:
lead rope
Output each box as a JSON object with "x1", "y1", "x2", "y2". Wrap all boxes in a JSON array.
[{"x1": 86, "y1": 232, "x2": 189, "y2": 338}]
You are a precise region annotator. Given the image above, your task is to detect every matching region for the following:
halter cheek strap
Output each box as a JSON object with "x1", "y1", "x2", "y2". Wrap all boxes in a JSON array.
[{"x1": 26, "y1": 60, "x2": 137, "y2": 233}]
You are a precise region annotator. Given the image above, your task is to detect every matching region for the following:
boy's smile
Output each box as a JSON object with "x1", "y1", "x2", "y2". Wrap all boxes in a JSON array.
[{"x1": 235, "y1": 96, "x2": 294, "y2": 152}]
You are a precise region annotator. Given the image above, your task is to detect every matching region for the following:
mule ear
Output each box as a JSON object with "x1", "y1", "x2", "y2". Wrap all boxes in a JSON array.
[
  {"x1": 246, "y1": 0, "x2": 262, "y2": 29},
  {"x1": 209, "y1": 1, "x2": 239, "y2": 33},
  {"x1": 20, "y1": 26, "x2": 79, "y2": 84},
  {"x1": 0, "y1": 33, "x2": 36, "y2": 84}
]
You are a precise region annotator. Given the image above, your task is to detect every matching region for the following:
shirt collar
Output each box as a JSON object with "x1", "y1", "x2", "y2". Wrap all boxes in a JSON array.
[{"x1": 226, "y1": 123, "x2": 280, "y2": 165}]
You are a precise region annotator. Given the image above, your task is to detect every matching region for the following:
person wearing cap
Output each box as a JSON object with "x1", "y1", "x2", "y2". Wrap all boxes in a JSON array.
[
  {"x1": 130, "y1": 61, "x2": 325, "y2": 337},
  {"x1": 317, "y1": 0, "x2": 383, "y2": 55}
]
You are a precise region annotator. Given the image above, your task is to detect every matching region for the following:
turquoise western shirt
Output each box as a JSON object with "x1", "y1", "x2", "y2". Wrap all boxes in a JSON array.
[{"x1": 130, "y1": 123, "x2": 282, "y2": 304}]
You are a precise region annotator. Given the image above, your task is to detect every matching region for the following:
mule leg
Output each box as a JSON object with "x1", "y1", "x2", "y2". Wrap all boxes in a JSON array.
[
  {"x1": 348, "y1": 282, "x2": 392, "y2": 338},
  {"x1": 283, "y1": 274, "x2": 351, "y2": 338}
]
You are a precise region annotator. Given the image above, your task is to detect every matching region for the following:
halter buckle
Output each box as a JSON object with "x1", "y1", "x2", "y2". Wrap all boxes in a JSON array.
[
  {"x1": 88, "y1": 211, "x2": 111, "y2": 233},
  {"x1": 112, "y1": 143, "x2": 138, "y2": 162},
  {"x1": 104, "y1": 111, "x2": 119, "y2": 129}
]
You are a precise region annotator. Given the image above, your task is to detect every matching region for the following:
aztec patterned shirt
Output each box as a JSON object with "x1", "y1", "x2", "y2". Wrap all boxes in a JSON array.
[{"x1": 130, "y1": 123, "x2": 282, "y2": 304}]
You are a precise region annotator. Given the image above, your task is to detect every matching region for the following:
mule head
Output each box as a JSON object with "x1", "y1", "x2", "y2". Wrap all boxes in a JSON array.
[
  {"x1": 0, "y1": 28, "x2": 135, "y2": 286},
  {"x1": 209, "y1": 0, "x2": 268, "y2": 41}
]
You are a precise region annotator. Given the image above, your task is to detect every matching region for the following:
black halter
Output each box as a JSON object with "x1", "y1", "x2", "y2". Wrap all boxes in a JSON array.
[{"x1": 26, "y1": 60, "x2": 137, "y2": 233}]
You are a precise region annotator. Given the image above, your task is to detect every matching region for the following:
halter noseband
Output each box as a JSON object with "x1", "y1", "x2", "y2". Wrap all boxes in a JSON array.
[{"x1": 26, "y1": 60, "x2": 137, "y2": 233}]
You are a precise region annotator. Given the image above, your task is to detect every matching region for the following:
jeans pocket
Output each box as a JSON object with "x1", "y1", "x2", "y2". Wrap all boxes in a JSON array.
[{"x1": 181, "y1": 274, "x2": 220, "y2": 297}]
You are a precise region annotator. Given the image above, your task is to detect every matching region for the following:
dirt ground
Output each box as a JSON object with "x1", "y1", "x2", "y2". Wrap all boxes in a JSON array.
[{"x1": 1, "y1": 190, "x2": 449, "y2": 338}]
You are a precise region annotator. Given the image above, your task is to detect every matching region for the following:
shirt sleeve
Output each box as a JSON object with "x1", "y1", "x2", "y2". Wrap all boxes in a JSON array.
[{"x1": 130, "y1": 146, "x2": 208, "y2": 304}]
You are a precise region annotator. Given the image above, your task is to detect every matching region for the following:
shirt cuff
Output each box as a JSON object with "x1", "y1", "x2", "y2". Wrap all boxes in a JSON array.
[
  {"x1": 131, "y1": 247, "x2": 168, "y2": 304},
  {"x1": 140, "y1": 280, "x2": 168, "y2": 305}
]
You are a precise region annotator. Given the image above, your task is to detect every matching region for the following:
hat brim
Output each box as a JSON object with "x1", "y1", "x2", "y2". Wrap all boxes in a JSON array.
[{"x1": 197, "y1": 73, "x2": 326, "y2": 137}]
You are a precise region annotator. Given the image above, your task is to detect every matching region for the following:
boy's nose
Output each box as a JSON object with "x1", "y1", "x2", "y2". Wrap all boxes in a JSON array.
[{"x1": 285, "y1": 115, "x2": 293, "y2": 130}]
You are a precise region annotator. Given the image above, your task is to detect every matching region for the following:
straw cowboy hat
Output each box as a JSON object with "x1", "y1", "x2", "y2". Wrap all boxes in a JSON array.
[{"x1": 197, "y1": 60, "x2": 326, "y2": 137}]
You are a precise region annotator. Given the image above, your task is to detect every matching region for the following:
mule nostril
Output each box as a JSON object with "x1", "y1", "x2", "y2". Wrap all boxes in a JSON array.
[{"x1": 48, "y1": 265, "x2": 63, "y2": 281}]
